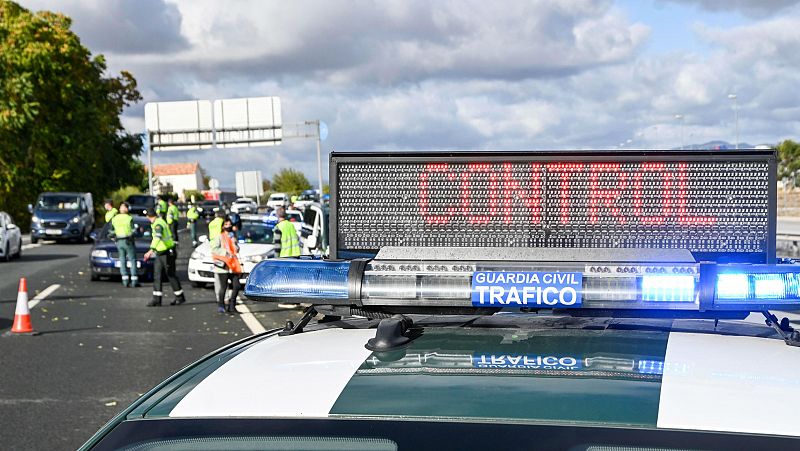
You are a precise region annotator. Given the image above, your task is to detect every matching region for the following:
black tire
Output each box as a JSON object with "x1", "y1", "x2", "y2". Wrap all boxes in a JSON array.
[
  {"x1": 30, "y1": 235, "x2": 38, "y2": 244},
  {"x1": 90, "y1": 271, "x2": 100, "y2": 281},
  {"x1": 190, "y1": 281, "x2": 206, "y2": 288},
  {"x1": 3, "y1": 243, "x2": 10, "y2": 262},
  {"x1": 13, "y1": 239, "x2": 22, "y2": 259}
]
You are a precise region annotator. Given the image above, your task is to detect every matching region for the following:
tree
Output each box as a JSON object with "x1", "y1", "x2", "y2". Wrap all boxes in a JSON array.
[
  {"x1": 0, "y1": 1, "x2": 143, "y2": 228},
  {"x1": 199, "y1": 166, "x2": 211, "y2": 189},
  {"x1": 778, "y1": 140, "x2": 800, "y2": 185},
  {"x1": 262, "y1": 178, "x2": 272, "y2": 194},
  {"x1": 272, "y1": 168, "x2": 311, "y2": 196},
  {"x1": 322, "y1": 184, "x2": 330, "y2": 195}
]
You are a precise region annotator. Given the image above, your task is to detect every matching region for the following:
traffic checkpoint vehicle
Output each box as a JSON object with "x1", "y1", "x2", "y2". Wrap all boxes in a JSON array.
[
  {"x1": 187, "y1": 214, "x2": 278, "y2": 287},
  {"x1": 82, "y1": 149, "x2": 800, "y2": 450}
]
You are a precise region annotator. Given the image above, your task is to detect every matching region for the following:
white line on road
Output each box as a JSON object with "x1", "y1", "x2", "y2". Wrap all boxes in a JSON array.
[
  {"x1": 21, "y1": 243, "x2": 41, "y2": 251},
  {"x1": 234, "y1": 302, "x2": 267, "y2": 335},
  {"x1": 29, "y1": 284, "x2": 61, "y2": 309}
]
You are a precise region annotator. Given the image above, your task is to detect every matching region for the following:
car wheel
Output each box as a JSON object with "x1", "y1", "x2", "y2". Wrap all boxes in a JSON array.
[
  {"x1": 3, "y1": 243, "x2": 10, "y2": 262},
  {"x1": 190, "y1": 281, "x2": 206, "y2": 288},
  {"x1": 90, "y1": 272, "x2": 100, "y2": 281},
  {"x1": 30, "y1": 235, "x2": 38, "y2": 244},
  {"x1": 14, "y1": 239, "x2": 22, "y2": 258}
]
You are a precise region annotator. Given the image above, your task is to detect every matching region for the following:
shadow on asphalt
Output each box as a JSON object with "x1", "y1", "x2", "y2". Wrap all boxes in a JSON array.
[
  {"x1": 0, "y1": 317, "x2": 12, "y2": 330},
  {"x1": 20, "y1": 253, "x2": 79, "y2": 262},
  {"x1": 35, "y1": 327, "x2": 99, "y2": 335}
]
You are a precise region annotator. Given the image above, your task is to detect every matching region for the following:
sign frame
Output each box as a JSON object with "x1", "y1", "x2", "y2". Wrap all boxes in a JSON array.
[{"x1": 329, "y1": 149, "x2": 777, "y2": 262}]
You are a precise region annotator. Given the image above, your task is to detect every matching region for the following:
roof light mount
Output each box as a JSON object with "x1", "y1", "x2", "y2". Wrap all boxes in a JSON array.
[
  {"x1": 762, "y1": 311, "x2": 800, "y2": 347},
  {"x1": 365, "y1": 314, "x2": 421, "y2": 352}
]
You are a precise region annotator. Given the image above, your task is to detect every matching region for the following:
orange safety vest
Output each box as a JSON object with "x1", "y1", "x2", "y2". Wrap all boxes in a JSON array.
[{"x1": 213, "y1": 232, "x2": 243, "y2": 274}]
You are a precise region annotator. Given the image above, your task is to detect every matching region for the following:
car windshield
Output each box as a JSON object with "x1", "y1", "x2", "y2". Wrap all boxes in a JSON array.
[
  {"x1": 238, "y1": 220, "x2": 275, "y2": 244},
  {"x1": 299, "y1": 193, "x2": 317, "y2": 200},
  {"x1": 286, "y1": 212, "x2": 302, "y2": 222},
  {"x1": 270, "y1": 195, "x2": 284, "y2": 200},
  {"x1": 37, "y1": 195, "x2": 80, "y2": 211},
  {"x1": 202, "y1": 201, "x2": 220, "y2": 207},
  {"x1": 126, "y1": 195, "x2": 153, "y2": 205},
  {"x1": 99, "y1": 218, "x2": 152, "y2": 241}
]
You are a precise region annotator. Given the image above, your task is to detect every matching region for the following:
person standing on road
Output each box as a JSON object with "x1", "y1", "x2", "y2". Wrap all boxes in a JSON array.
[
  {"x1": 208, "y1": 209, "x2": 224, "y2": 241},
  {"x1": 143, "y1": 210, "x2": 185, "y2": 307},
  {"x1": 211, "y1": 216, "x2": 242, "y2": 314},
  {"x1": 155, "y1": 197, "x2": 168, "y2": 219},
  {"x1": 104, "y1": 199, "x2": 118, "y2": 223},
  {"x1": 166, "y1": 198, "x2": 180, "y2": 244},
  {"x1": 186, "y1": 202, "x2": 199, "y2": 247},
  {"x1": 110, "y1": 203, "x2": 140, "y2": 288},
  {"x1": 273, "y1": 207, "x2": 301, "y2": 257}
]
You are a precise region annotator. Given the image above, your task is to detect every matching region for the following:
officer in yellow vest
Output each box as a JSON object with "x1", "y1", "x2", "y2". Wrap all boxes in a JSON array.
[
  {"x1": 155, "y1": 197, "x2": 168, "y2": 219},
  {"x1": 208, "y1": 209, "x2": 224, "y2": 241},
  {"x1": 144, "y1": 210, "x2": 185, "y2": 307},
  {"x1": 186, "y1": 202, "x2": 200, "y2": 247},
  {"x1": 110, "y1": 203, "x2": 140, "y2": 287},
  {"x1": 273, "y1": 208, "x2": 301, "y2": 257},
  {"x1": 166, "y1": 198, "x2": 180, "y2": 244},
  {"x1": 104, "y1": 199, "x2": 118, "y2": 223}
]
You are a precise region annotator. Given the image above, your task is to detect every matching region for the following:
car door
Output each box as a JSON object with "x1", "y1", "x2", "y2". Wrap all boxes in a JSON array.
[
  {"x1": 0, "y1": 213, "x2": 6, "y2": 252},
  {"x1": 6, "y1": 214, "x2": 20, "y2": 253}
]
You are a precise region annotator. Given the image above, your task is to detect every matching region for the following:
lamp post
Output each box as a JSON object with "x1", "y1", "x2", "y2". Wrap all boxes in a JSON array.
[
  {"x1": 674, "y1": 114, "x2": 685, "y2": 150},
  {"x1": 728, "y1": 94, "x2": 739, "y2": 149}
]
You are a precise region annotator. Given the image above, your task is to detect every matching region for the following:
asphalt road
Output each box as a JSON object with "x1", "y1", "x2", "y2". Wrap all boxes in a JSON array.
[{"x1": 0, "y1": 220, "x2": 301, "y2": 450}]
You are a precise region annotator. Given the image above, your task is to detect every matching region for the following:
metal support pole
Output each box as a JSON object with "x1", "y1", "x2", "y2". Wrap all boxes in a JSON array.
[
  {"x1": 146, "y1": 132, "x2": 153, "y2": 195},
  {"x1": 316, "y1": 121, "x2": 324, "y2": 195},
  {"x1": 735, "y1": 100, "x2": 740, "y2": 150}
]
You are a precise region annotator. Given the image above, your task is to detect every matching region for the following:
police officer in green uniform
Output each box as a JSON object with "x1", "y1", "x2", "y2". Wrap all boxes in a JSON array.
[
  {"x1": 166, "y1": 198, "x2": 180, "y2": 245},
  {"x1": 110, "y1": 203, "x2": 139, "y2": 287},
  {"x1": 186, "y1": 202, "x2": 200, "y2": 247},
  {"x1": 273, "y1": 208, "x2": 301, "y2": 257},
  {"x1": 104, "y1": 199, "x2": 118, "y2": 223},
  {"x1": 208, "y1": 209, "x2": 225, "y2": 241},
  {"x1": 155, "y1": 197, "x2": 168, "y2": 219},
  {"x1": 144, "y1": 210, "x2": 185, "y2": 307}
]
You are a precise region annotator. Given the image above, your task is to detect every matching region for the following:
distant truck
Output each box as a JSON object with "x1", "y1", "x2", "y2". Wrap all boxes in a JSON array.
[
  {"x1": 125, "y1": 194, "x2": 157, "y2": 217},
  {"x1": 29, "y1": 192, "x2": 94, "y2": 243}
]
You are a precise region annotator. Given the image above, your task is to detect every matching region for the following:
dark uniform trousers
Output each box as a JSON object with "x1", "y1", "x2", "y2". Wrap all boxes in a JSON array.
[
  {"x1": 153, "y1": 249, "x2": 182, "y2": 297},
  {"x1": 169, "y1": 221, "x2": 179, "y2": 246}
]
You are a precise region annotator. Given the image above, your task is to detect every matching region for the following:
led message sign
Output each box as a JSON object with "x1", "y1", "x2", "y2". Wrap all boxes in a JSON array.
[{"x1": 331, "y1": 151, "x2": 775, "y2": 262}]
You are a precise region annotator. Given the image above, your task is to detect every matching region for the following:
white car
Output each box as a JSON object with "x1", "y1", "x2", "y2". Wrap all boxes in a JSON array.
[
  {"x1": 187, "y1": 215, "x2": 278, "y2": 287},
  {"x1": 230, "y1": 198, "x2": 258, "y2": 214},
  {"x1": 0, "y1": 211, "x2": 23, "y2": 262},
  {"x1": 266, "y1": 192, "x2": 290, "y2": 210}
]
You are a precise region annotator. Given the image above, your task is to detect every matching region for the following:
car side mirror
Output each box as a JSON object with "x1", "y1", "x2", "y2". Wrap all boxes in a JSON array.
[
  {"x1": 89, "y1": 230, "x2": 98, "y2": 241},
  {"x1": 6, "y1": 223, "x2": 18, "y2": 231},
  {"x1": 27, "y1": 204, "x2": 33, "y2": 214},
  {"x1": 199, "y1": 235, "x2": 208, "y2": 243}
]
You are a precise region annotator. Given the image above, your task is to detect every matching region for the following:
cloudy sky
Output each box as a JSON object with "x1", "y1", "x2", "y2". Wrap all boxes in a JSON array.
[{"x1": 19, "y1": 0, "x2": 800, "y2": 189}]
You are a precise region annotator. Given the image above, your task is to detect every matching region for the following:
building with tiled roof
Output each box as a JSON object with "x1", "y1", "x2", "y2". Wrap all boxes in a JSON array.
[{"x1": 153, "y1": 162, "x2": 203, "y2": 200}]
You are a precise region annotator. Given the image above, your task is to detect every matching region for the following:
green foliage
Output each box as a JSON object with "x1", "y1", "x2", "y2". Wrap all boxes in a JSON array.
[
  {"x1": 272, "y1": 168, "x2": 312, "y2": 196},
  {"x1": 322, "y1": 184, "x2": 330, "y2": 195},
  {"x1": 262, "y1": 178, "x2": 272, "y2": 194},
  {"x1": 110, "y1": 186, "x2": 144, "y2": 207},
  {"x1": 0, "y1": 1, "x2": 144, "y2": 229},
  {"x1": 183, "y1": 190, "x2": 205, "y2": 203},
  {"x1": 778, "y1": 140, "x2": 800, "y2": 182},
  {"x1": 199, "y1": 166, "x2": 211, "y2": 189}
]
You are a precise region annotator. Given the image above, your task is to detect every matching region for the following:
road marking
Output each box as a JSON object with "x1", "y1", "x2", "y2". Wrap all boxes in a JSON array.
[
  {"x1": 234, "y1": 302, "x2": 267, "y2": 335},
  {"x1": 21, "y1": 243, "x2": 41, "y2": 250},
  {"x1": 29, "y1": 284, "x2": 60, "y2": 309}
]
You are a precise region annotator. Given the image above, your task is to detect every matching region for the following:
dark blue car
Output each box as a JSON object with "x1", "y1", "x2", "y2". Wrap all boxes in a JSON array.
[{"x1": 89, "y1": 216, "x2": 154, "y2": 281}]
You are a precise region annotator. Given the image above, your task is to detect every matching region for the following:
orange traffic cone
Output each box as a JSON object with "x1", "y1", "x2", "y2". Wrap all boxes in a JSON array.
[{"x1": 11, "y1": 278, "x2": 36, "y2": 335}]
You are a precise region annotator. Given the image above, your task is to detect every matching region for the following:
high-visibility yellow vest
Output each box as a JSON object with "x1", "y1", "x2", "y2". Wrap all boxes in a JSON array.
[
  {"x1": 208, "y1": 217, "x2": 223, "y2": 240},
  {"x1": 276, "y1": 220, "x2": 300, "y2": 257},
  {"x1": 105, "y1": 208, "x2": 118, "y2": 223},
  {"x1": 111, "y1": 213, "x2": 134, "y2": 238},
  {"x1": 167, "y1": 204, "x2": 180, "y2": 224},
  {"x1": 156, "y1": 200, "x2": 167, "y2": 216},
  {"x1": 187, "y1": 206, "x2": 199, "y2": 221},
  {"x1": 150, "y1": 217, "x2": 174, "y2": 252}
]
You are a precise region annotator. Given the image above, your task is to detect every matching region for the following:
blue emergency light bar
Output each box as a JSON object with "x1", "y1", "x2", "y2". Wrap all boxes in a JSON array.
[{"x1": 244, "y1": 257, "x2": 800, "y2": 313}]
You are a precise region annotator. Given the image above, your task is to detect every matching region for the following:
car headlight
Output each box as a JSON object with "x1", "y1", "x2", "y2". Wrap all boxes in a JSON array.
[
  {"x1": 197, "y1": 207, "x2": 203, "y2": 212},
  {"x1": 91, "y1": 250, "x2": 108, "y2": 258},
  {"x1": 72, "y1": 216, "x2": 81, "y2": 223},
  {"x1": 31, "y1": 216, "x2": 39, "y2": 223},
  {"x1": 190, "y1": 250, "x2": 206, "y2": 260},
  {"x1": 243, "y1": 254, "x2": 269, "y2": 263}
]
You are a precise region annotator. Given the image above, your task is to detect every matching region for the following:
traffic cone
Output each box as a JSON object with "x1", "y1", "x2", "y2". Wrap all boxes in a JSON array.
[{"x1": 11, "y1": 278, "x2": 36, "y2": 335}]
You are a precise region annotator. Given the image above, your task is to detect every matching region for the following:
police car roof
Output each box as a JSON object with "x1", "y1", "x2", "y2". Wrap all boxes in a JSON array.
[{"x1": 84, "y1": 314, "x2": 800, "y2": 449}]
